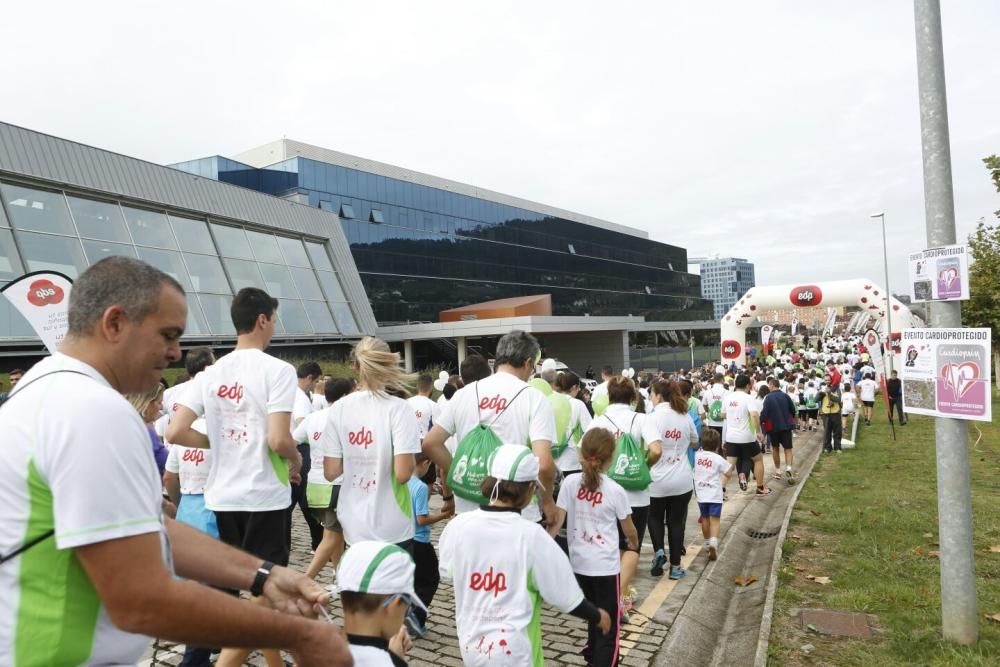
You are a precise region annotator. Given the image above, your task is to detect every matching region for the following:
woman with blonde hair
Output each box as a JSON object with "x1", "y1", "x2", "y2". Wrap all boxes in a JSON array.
[
  {"x1": 321, "y1": 337, "x2": 422, "y2": 550},
  {"x1": 125, "y1": 382, "x2": 167, "y2": 475}
]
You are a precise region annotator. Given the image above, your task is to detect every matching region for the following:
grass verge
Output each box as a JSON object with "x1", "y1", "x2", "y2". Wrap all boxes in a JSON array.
[{"x1": 768, "y1": 395, "x2": 1000, "y2": 666}]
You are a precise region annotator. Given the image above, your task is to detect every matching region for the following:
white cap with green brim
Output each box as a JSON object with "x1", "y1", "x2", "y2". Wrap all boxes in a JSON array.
[
  {"x1": 487, "y1": 444, "x2": 545, "y2": 491},
  {"x1": 335, "y1": 541, "x2": 427, "y2": 611}
]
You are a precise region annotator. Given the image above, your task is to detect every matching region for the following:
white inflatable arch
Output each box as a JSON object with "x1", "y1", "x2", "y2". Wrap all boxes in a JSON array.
[{"x1": 719, "y1": 278, "x2": 921, "y2": 367}]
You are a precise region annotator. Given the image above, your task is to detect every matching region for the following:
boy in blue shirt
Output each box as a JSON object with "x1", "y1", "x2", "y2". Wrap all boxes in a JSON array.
[{"x1": 407, "y1": 453, "x2": 453, "y2": 635}]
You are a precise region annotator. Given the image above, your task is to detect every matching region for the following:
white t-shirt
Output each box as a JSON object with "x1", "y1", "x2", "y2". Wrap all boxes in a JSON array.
[
  {"x1": 312, "y1": 393, "x2": 329, "y2": 412},
  {"x1": 591, "y1": 380, "x2": 610, "y2": 400},
  {"x1": 0, "y1": 353, "x2": 171, "y2": 666},
  {"x1": 407, "y1": 394, "x2": 438, "y2": 439},
  {"x1": 293, "y1": 406, "x2": 342, "y2": 495},
  {"x1": 436, "y1": 372, "x2": 555, "y2": 519},
  {"x1": 555, "y1": 397, "x2": 592, "y2": 472},
  {"x1": 439, "y1": 509, "x2": 585, "y2": 667},
  {"x1": 858, "y1": 379, "x2": 878, "y2": 402},
  {"x1": 162, "y1": 381, "x2": 188, "y2": 417},
  {"x1": 587, "y1": 404, "x2": 649, "y2": 507},
  {"x1": 702, "y1": 383, "x2": 727, "y2": 426},
  {"x1": 320, "y1": 390, "x2": 422, "y2": 544},
  {"x1": 724, "y1": 391, "x2": 757, "y2": 443},
  {"x1": 694, "y1": 450, "x2": 733, "y2": 503},
  {"x1": 293, "y1": 387, "x2": 314, "y2": 427},
  {"x1": 165, "y1": 435, "x2": 211, "y2": 495},
  {"x1": 642, "y1": 403, "x2": 697, "y2": 498},
  {"x1": 178, "y1": 348, "x2": 298, "y2": 512},
  {"x1": 556, "y1": 473, "x2": 630, "y2": 576},
  {"x1": 842, "y1": 392, "x2": 857, "y2": 415},
  {"x1": 347, "y1": 640, "x2": 402, "y2": 666}
]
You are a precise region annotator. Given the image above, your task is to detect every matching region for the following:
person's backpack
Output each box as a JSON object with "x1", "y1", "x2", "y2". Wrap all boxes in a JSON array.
[
  {"x1": 548, "y1": 392, "x2": 572, "y2": 459},
  {"x1": 605, "y1": 414, "x2": 651, "y2": 491},
  {"x1": 707, "y1": 389, "x2": 724, "y2": 422},
  {"x1": 686, "y1": 397, "x2": 703, "y2": 437},
  {"x1": 448, "y1": 384, "x2": 528, "y2": 504}
]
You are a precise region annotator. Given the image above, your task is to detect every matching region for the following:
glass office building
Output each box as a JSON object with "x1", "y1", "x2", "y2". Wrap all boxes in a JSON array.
[
  {"x1": 698, "y1": 257, "x2": 756, "y2": 320},
  {"x1": 173, "y1": 140, "x2": 712, "y2": 325},
  {"x1": 0, "y1": 124, "x2": 376, "y2": 350}
]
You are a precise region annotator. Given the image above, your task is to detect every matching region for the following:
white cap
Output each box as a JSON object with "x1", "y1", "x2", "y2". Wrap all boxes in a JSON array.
[
  {"x1": 488, "y1": 444, "x2": 544, "y2": 490},
  {"x1": 540, "y1": 358, "x2": 558, "y2": 373},
  {"x1": 438, "y1": 370, "x2": 450, "y2": 381},
  {"x1": 335, "y1": 541, "x2": 427, "y2": 611}
]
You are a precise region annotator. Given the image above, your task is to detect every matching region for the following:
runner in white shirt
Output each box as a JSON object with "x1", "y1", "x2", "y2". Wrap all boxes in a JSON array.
[
  {"x1": 557, "y1": 429, "x2": 636, "y2": 667},
  {"x1": 169, "y1": 287, "x2": 323, "y2": 667},
  {"x1": 295, "y1": 387, "x2": 342, "y2": 580},
  {"x1": 2, "y1": 260, "x2": 346, "y2": 667},
  {"x1": 290, "y1": 361, "x2": 325, "y2": 553},
  {"x1": 702, "y1": 374, "x2": 728, "y2": 436},
  {"x1": 311, "y1": 376, "x2": 331, "y2": 411},
  {"x1": 586, "y1": 378, "x2": 659, "y2": 618},
  {"x1": 693, "y1": 429, "x2": 733, "y2": 561},
  {"x1": 423, "y1": 330, "x2": 558, "y2": 529},
  {"x1": 643, "y1": 380, "x2": 698, "y2": 580},
  {"x1": 724, "y1": 375, "x2": 770, "y2": 496},
  {"x1": 439, "y1": 445, "x2": 611, "y2": 666},
  {"x1": 552, "y1": 372, "x2": 593, "y2": 475},
  {"x1": 858, "y1": 374, "x2": 879, "y2": 425},
  {"x1": 407, "y1": 374, "x2": 439, "y2": 439},
  {"x1": 321, "y1": 337, "x2": 421, "y2": 547},
  {"x1": 841, "y1": 382, "x2": 858, "y2": 430}
]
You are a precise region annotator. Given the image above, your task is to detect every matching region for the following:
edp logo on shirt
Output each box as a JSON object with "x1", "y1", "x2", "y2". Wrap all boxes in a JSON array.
[
  {"x1": 347, "y1": 426, "x2": 374, "y2": 448},
  {"x1": 470, "y1": 566, "x2": 508, "y2": 597},
  {"x1": 312, "y1": 431, "x2": 322, "y2": 441},
  {"x1": 576, "y1": 487, "x2": 604, "y2": 507},
  {"x1": 662, "y1": 428, "x2": 682, "y2": 440},
  {"x1": 182, "y1": 449, "x2": 206, "y2": 465},
  {"x1": 216, "y1": 382, "x2": 245, "y2": 404},
  {"x1": 479, "y1": 394, "x2": 509, "y2": 413}
]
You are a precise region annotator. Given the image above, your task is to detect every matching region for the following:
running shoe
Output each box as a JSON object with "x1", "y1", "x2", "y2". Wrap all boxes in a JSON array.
[
  {"x1": 738, "y1": 472, "x2": 748, "y2": 492},
  {"x1": 669, "y1": 566, "x2": 687, "y2": 580},
  {"x1": 650, "y1": 549, "x2": 667, "y2": 577},
  {"x1": 707, "y1": 544, "x2": 718, "y2": 561},
  {"x1": 785, "y1": 469, "x2": 796, "y2": 485}
]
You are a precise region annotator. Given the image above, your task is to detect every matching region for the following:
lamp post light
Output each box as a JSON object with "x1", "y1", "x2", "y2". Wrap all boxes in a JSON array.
[{"x1": 870, "y1": 212, "x2": 894, "y2": 372}]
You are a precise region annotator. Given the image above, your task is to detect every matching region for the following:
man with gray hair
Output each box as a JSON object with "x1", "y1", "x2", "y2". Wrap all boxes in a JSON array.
[
  {"x1": 0, "y1": 257, "x2": 349, "y2": 666},
  {"x1": 423, "y1": 330, "x2": 559, "y2": 532}
]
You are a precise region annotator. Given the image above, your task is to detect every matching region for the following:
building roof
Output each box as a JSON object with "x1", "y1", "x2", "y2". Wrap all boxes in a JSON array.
[
  {"x1": 232, "y1": 138, "x2": 649, "y2": 240},
  {"x1": 377, "y1": 316, "x2": 722, "y2": 342}
]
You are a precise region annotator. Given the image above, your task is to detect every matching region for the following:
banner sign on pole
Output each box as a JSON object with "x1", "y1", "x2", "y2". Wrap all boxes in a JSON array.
[
  {"x1": 900, "y1": 328, "x2": 992, "y2": 422},
  {"x1": 863, "y1": 329, "x2": 886, "y2": 381},
  {"x1": 0, "y1": 271, "x2": 73, "y2": 354},
  {"x1": 760, "y1": 325, "x2": 773, "y2": 347},
  {"x1": 907, "y1": 244, "x2": 970, "y2": 303}
]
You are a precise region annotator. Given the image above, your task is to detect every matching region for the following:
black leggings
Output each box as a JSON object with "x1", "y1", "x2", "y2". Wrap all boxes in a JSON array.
[
  {"x1": 647, "y1": 491, "x2": 693, "y2": 567},
  {"x1": 575, "y1": 573, "x2": 620, "y2": 667}
]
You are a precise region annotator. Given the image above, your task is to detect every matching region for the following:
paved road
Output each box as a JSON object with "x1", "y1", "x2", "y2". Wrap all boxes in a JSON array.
[{"x1": 142, "y1": 431, "x2": 820, "y2": 665}]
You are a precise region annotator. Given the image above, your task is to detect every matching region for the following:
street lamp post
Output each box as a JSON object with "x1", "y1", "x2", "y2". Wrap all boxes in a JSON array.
[{"x1": 871, "y1": 212, "x2": 894, "y2": 372}]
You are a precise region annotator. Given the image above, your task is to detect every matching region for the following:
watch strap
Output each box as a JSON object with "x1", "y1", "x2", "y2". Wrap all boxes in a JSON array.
[{"x1": 250, "y1": 560, "x2": 274, "y2": 597}]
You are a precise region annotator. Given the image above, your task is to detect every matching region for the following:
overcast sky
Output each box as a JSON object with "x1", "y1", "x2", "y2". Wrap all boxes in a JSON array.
[{"x1": 2, "y1": 1, "x2": 998, "y2": 293}]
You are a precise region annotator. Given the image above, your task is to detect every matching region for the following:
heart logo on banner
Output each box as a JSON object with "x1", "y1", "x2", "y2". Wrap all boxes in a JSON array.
[
  {"x1": 941, "y1": 362, "x2": 979, "y2": 399},
  {"x1": 940, "y1": 268, "x2": 958, "y2": 288}
]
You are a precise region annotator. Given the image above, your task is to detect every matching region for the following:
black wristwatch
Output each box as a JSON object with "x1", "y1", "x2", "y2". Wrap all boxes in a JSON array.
[{"x1": 250, "y1": 560, "x2": 274, "y2": 597}]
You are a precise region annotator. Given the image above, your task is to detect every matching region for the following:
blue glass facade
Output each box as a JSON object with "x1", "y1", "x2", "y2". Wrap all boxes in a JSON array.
[{"x1": 173, "y1": 155, "x2": 713, "y2": 325}]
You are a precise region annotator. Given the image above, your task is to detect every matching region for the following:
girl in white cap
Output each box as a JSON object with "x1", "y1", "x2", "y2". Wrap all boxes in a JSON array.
[{"x1": 439, "y1": 444, "x2": 611, "y2": 666}]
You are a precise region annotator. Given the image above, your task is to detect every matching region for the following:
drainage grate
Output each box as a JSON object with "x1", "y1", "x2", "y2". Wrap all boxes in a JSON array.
[{"x1": 746, "y1": 528, "x2": 781, "y2": 540}]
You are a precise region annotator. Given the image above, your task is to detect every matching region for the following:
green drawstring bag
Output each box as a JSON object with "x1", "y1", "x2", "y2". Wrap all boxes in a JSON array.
[{"x1": 605, "y1": 414, "x2": 652, "y2": 491}]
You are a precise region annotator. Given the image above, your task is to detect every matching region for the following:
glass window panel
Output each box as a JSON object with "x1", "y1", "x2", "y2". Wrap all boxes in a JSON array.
[
  {"x1": 288, "y1": 266, "x2": 323, "y2": 300},
  {"x1": 184, "y1": 297, "x2": 210, "y2": 336},
  {"x1": 16, "y1": 231, "x2": 87, "y2": 278},
  {"x1": 183, "y1": 253, "x2": 231, "y2": 294},
  {"x1": 0, "y1": 287, "x2": 34, "y2": 337},
  {"x1": 258, "y1": 262, "x2": 298, "y2": 299},
  {"x1": 196, "y1": 293, "x2": 235, "y2": 336},
  {"x1": 369, "y1": 209, "x2": 385, "y2": 224},
  {"x1": 67, "y1": 196, "x2": 130, "y2": 243},
  {"x1": 316, "y1": 270, "x2": 347, "y2": 302},
  {"x1": 136, "y1": 247, "x2": 192, "y2": 291},
  {"x1": 223, "y1": 258, "x2": 265, "y2": 292},
  {"x1": 340, "y1": 203, "x2": 355, "y2": 219},
  {"x1": 305, "y1": 241, "x2": 334, "y2": 271},
  {"x1": 1, "y1": 183, "x2": 75, "y2": 235},
  {"x1": 0, "y1": 228, "x2": 24, "y2": 281},
  {"x1": 245, "y1": 230, "x2": 283, "y2": 264},
  {"x1": 302, "y1": 300, "x2": 337, "y2": 334},
  {"x1": 170, "y1": 215, "x2": 214, "y2": 253},
  {"x1": 0, "y1": 197, "x2": 8, "y2": 227},
  {"x1": 278, "y1": 298, "x2": 311, "y2": 333},
  {"x1": 276, "y1": 236, "x2": 310, "y2": 267},
  {"x1": 123, "y1": 206, "x2": 176, "y2": 249},
  {"x1": 82, "y1": 239, "x2": 137, "y2": 264},
  {"x1": 211, "y1": 223, "x2": 254, "y2": 259},
  {"x1": 331, "y1": 302, "x2": 358, "y2": 334}
]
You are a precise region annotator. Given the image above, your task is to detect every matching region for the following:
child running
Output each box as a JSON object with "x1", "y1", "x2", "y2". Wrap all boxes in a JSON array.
[
  {"x1": 693, "y1": 429, "x2": 733, "y2": 561},
  {"x1": 557, "y1": 429, "x2": 638, "y2": 667}
]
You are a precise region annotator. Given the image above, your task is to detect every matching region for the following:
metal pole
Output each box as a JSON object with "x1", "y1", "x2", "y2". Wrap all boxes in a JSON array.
[
  {"x1": 879, "y1": 214, "x2": 895, "y2": 373},
  {"x1": 914, "y1": 0, "x2": 977, "y2": 644}
]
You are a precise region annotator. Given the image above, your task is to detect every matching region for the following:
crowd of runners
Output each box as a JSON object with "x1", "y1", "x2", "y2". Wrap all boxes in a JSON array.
[{"x1": 0, "y1": 257, "x2": 899, "y2": 667}]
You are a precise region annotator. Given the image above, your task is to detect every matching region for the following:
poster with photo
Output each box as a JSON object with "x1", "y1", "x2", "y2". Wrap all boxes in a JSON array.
[
  {"x1": 900, "y1": 328, "x2": 992, "y2": 422},
  {"x1": 907, "y1": 244, "x2": 970, "y2": 303}
]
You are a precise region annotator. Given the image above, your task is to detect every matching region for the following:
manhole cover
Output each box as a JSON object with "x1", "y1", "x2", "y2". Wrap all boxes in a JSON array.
[
  {"x1": 746, "y1": 527, "x2": 781, "y2": 539},
  {"x1": 799, "y1": 609, "x2": 879, "y2": 639}
]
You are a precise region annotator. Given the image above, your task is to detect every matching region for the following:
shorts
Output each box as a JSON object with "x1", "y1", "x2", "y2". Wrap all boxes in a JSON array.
[
  {"x1": 707, "y1": 425, "x2": 724, "y2": 437},
  {"x1": 215, "y1": 508, "x2": 290, "y2": 567},
  {"x1": 771, "y1": 430, "x2": 793, "y2": 450},
  {"x1": 698, "y1": 502, "x2": 723, "y2": 518},
  {"x1": 725, "y1": 440, "x2": 762, "y2": 459},
  {"x1": 176, "y1": 493, "x2": 219, "y2": 540},
  {"x1": 618, "y1": 504, "x2": 649, "y2": 553},
  {"x1": 309, "y1": 507, "x2": 342, "y2": 532},
  {"x1": 805, "y1": 409, "x2": 818, "y2": 420},
  {"x1": 863, "y1": 400, "x2": 875, "y2": 408}
]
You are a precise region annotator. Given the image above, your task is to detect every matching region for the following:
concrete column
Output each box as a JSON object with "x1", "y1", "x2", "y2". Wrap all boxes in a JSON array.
[
  {"x1": 457, "y1": 336, "x2": 467, "y2": 367},
  {"x1": 403, "y1": 339, "x2": 414, "y2": 373},
  {"x1": 621, "y1": 331, "x2": 630, "y2": 370}
]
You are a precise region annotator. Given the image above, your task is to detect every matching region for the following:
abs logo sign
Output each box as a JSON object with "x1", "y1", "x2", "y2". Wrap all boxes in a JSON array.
[
  {"x1": 789, "y1": 285, "x2": 823, "y2": 308},
  {"x1": 26, "y1": 279, "x2": 65, "y2": 307},
  {"x1": 721, "y1": 340, "x2": 742, "y2": 360}
]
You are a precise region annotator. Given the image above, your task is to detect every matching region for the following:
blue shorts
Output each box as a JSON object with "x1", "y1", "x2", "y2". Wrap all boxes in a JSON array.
[
  {"x1": 698, "y1": 502, "x2": 723, "y2": 518},
  {"x1": 177, "y1": 493, "x2": 219, "y2": 539}
]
